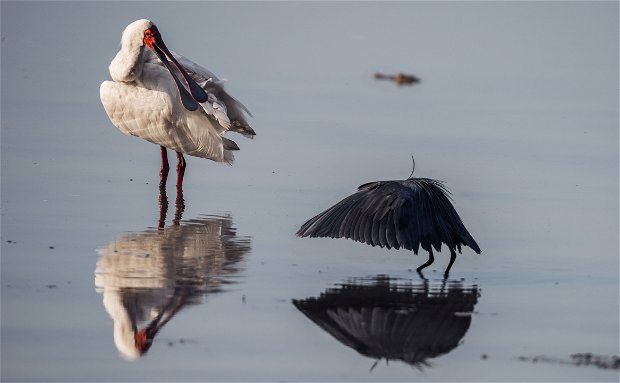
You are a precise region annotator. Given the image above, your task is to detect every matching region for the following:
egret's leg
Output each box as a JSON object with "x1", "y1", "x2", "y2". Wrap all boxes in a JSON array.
[
  {"x1": 175, "y1": 152, "x2": 186, "y2": 188},
  {"x1": 444, "y1": 249, "x2": 457, "y2": 278},
  {"x1": 160, "y1": 146, "x2": 169, "y2": 188},
  {"x1": 416, "y1": 248, "x2": 435, "y2": 273}
]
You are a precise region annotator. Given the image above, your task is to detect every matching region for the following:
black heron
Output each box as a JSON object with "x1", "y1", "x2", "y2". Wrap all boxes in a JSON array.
[{"x1": 296, "y1": 159, "x2": 481, "y2": 277}]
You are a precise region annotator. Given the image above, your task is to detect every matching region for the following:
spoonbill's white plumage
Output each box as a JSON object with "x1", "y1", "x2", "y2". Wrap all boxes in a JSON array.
[{"x1": 100, "y1": 19, "x2": 254, "y2": 187}]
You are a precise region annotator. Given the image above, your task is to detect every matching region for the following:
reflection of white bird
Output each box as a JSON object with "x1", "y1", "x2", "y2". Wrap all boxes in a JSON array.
[
  {"x1": 95, "y1": 215, "x2": 251, "y2": 360},
  {"x1": 100, "y1": 19, "x2": 255, "y2": 187}
]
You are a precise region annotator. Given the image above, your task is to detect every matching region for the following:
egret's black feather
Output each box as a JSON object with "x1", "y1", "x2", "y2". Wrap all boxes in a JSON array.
[
  {"x1": 385, "y1": 210, "x2": 397, "y2": 249},
  {"x1": 297, "y1": 178, "x2": 481, "y2": 259}
]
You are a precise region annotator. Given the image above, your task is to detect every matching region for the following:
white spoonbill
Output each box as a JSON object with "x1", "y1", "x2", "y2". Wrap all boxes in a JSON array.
[{"x1": 100, "y1": 19, "x2": 254, "y2": 188}]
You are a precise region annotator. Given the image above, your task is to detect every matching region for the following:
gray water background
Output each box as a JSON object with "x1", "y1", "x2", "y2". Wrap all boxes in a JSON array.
[{"x1": 1, "y1": 1, "x2": 619, "y2": 381}]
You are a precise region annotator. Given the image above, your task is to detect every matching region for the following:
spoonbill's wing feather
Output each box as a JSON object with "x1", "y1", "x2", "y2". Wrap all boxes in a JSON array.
[
  {"x1": 196, "y1": 81, "x2": 231, "y2": 130},
  {"x1": 172, "y1": 52, "x2": 255, "y2": 138},
  {"x1": 100, "y1": 80, "x2": 236, "y2": 164},
  {"x1": 142, "y1": 49, "x2": 254, "y2": 138}
]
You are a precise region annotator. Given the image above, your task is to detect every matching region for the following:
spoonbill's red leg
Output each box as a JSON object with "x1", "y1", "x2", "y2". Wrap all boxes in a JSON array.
[
  {"x1": 160, "y1": 146, "x2": 169, "y2": 187},
  {"x1": 176, "y1": 152, "x2": 186, "y2": 188}
]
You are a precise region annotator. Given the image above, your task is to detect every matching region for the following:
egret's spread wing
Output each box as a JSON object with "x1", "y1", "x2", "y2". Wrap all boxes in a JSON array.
[
  {"x1": 406, "y1": 178, "x2": 481, "y2": 254},
  {"x1": 297, "y1": 181, "x2": 420, "y2": 252},
  {"x1": 297, "y1": 179, "x2": 481, "y2": 254}
]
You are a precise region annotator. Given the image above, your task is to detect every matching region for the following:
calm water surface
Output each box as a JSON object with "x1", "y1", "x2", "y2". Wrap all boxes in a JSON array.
[{"x1": 1, "y1": 2, "x2": 619, "y2": 381}]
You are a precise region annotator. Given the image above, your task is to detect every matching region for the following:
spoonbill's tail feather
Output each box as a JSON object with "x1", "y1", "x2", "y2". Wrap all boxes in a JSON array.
[
  {"x1": 222, "y1": 137, "x2": 239, "y2": 151},
  {"x1": 231, "y1": 120, "x2": 256, "y2": 139}
]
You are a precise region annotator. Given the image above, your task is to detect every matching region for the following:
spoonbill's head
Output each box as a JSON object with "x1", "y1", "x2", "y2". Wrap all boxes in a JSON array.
[
  {"x1": 120, "y1": 19, "x2": 154, "y2": 50},
  {"x1": 124, "y1": 19, "x2": 208, "y2": 111},
  {"x1": 133, "y1": 326, "x2": 156, "y2": 356}
]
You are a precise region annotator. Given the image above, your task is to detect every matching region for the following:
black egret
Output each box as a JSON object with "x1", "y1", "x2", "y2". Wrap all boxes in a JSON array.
[{"x1": 297, "y1": 159, "x2": 481, "y2": 277}]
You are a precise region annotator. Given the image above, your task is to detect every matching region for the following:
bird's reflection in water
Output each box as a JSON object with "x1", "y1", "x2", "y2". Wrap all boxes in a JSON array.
[
  {"x1": 95, "y1": 188, "x2": 251, "y2": 360},
  {"x1": 293, "y1": 275, "x2": 480, "y2": 371}
]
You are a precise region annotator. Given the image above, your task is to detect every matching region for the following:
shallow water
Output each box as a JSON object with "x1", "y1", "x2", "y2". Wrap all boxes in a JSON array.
[{"x1": 1, "y1": 2, "x2": 619, "y2": 381}]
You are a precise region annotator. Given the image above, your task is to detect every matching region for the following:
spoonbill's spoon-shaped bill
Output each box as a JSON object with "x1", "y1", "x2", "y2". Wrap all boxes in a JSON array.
[{"x1": 143, "y1": 25, "x2": 208, "y2": 110}]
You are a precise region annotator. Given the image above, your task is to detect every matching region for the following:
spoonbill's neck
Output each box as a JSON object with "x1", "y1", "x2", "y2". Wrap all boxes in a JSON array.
[{"x1": 109, "y1": 39, "x2": 147, "y2": 83}]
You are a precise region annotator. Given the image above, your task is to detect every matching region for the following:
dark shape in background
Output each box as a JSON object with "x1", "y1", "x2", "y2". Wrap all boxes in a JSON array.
[
  {"x1": 374, "y1": 72, "x2": 421, "y2": 86},
  {"x1": 517, "y1": 354, "x2": 620, "y2": 370},
  {"x1": 95, "y1": 189, "x2": 251, "y2": 360},
  {"x1": 293, "y1": 275, "x2": 480, "y2": 370}
]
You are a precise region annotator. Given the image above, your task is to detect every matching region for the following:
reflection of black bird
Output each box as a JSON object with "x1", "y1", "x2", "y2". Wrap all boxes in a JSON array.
[
  {"x1": 95, "y1": 206, "x2": 251, "y2": 360},
  {"x1": 293, "y1": 276, "x2": 480, "y2": 370},
  {"x1": 297, "y1": 160, "x2": 480, "y2": 277}
]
